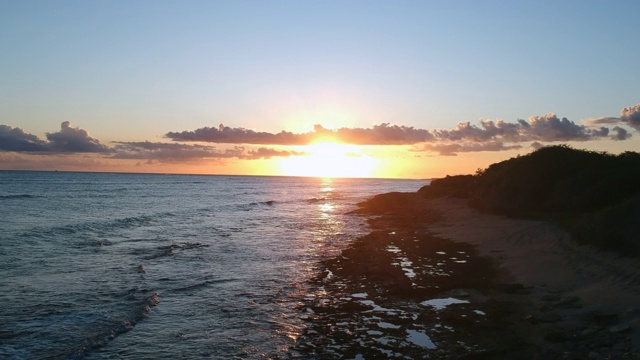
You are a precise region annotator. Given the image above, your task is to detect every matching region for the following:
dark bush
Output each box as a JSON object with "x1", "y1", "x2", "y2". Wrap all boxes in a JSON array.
[
  {"x1": 413, "y1": 145, "x2": 640, "y2": 254},
  {"x1": 470, "y1": 145, "x2": 640, "y2": 216},
  {"x1": 417, "y1": 175, "x2": 476, "y2": 199}
]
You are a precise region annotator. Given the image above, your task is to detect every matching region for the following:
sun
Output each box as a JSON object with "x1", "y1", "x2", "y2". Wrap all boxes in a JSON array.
[{"x1": 278, "y1": 142, "x2": 378, "y2": 178}]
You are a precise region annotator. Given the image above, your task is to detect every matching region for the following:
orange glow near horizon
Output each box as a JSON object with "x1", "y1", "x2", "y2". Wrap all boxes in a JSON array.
[{"x1": 278, "y1": 142, "x2": 378, "y2": 178}]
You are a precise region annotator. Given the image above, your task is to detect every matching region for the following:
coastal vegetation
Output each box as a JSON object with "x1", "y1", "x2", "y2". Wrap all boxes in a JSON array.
[{"x1": 419, "y1": 145, "x2": 640, "y2": 255}]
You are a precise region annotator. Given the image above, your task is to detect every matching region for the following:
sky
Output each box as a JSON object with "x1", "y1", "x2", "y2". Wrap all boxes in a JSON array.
[{"x1": 1, "y1": 0, "x2": 639, "y2": 178}]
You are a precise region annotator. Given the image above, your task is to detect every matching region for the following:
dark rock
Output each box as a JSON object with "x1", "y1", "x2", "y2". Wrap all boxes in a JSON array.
[
  {"x1": 613, "y1": 342, "x2": 627, "y2": 351},
  {"x1": 541, "y1": 293, "x2": 562, "y2": 302},
  {"x1": 538, "y1": 312, "x2": 562, "y2": 323},
  {"x1": 609, "y1": 324, "x2": 631, "y2": 334},
  {"x1": 544, "y1": 330, "x2": 569, "y2": 343},
  {"x1": 586, "y1": 310, "x2": 619, "y2": 325},
  {"x1": 587, "y1": 350, "x2": 601, "y2": 359},
  {"x1": 553, "y1": 296, "x2": 581, "y2": 309},
  {"x1": 498, "y1": 283, "x2": 525, "y2": 294}
]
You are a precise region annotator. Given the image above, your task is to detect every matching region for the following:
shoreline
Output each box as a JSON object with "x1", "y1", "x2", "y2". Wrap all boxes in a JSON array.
[{"x1": 292, "y1": 194, "x2": 640, "y2": 359}]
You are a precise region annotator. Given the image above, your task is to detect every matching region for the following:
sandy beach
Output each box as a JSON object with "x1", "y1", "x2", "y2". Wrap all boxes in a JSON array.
[
  {"x1": 429, "y1": 197, "x2": 640, "y2": 357},
  {"x1": 293, "y1": 194, "x2": 640, "y2": 359}
]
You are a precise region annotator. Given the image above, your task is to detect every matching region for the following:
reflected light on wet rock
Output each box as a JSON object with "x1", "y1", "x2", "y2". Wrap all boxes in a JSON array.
[
  {"x1": 420, "y1": 297, "x2": 470, "y2": 311},
  {"x1": 406, "y1": 329, "x2": 437, "y2": 349}
]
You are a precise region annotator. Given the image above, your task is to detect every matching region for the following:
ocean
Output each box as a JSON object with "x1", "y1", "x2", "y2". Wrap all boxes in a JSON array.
[{"x1": 0, "y1": 171, "x2": 426, "y2": 359}]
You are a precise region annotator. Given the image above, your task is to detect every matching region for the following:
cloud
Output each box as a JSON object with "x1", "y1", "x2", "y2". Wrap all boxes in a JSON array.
[
  {"x1": 524, "y1": 113, "x2": 606, "y2": 141},
  {"x1": 621, "y1": 104, "x2": 640, "y2": 130},
  {"x1": 239, "y1": 147, "x2": 307, "y2": 160},
  {"x1": 46, "y1": 121, "x2": 110, "y2": 153},
  {"x1": 0, "y1": 152, "x2": 110, "y2": 170},
  {"x1": 531, "y1": 141, "x2": 544, "y2": 150},
  {"x1": 112, "y1": 141, "x2": 224, "y2": 162},
  {"x1": 582, "y1": 103, "x2": 640, "y2": 131},
  {"x1": 112, "y1": 141, "x2": 303, "y2": 162},
  {"x1": 166, "y1": 113, "x2": 616, "y2": 155},
  {"x1": 434, "y1": 120, "x2": 521, "y2": 142},
  {"x1": 5, "y1": 103, "x2": 639, "y2": 160},
  {"x1": 165, "y1": 124, "x2": 307, "y2": 145},
  {"x1": 0, "y1": 125, "x2": 49, "y2": 152},
  {"x1": 611, "y1": 126, "x2": 631, "y2": 141},
  {"x1": 0, "y1": 122, "x2": 109, "y2": 153},
  {"x1": 419, "y1": 141, "x2": 522, "y2": 156},
  {"x1": 165, "y1": 123, "x2": 435, "y2": 145},
  {"x1": 328, "y1": 123, "x2": 436, "y2": 145},
  {"x1": 584, "y1": 116, "x2": 620, "y2": 125}
]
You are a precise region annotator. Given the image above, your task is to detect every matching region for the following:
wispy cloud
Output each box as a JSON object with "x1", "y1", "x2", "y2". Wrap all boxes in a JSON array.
[
  {"x1": 417, "y1": 141, "x2": 522, "y2": 156},
  {"x1": 112, "y1": 141, "x2": 304, "y2": 162}
]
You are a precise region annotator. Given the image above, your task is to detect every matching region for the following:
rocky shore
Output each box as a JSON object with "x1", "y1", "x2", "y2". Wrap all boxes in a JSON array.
[{"x1": 291, "y1": 193, "x2": 640, "y2": 359}]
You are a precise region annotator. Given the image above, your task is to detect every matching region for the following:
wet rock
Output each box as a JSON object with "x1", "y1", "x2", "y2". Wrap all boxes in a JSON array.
[
  {"x1": 586, "y1": 310, "x2": 619, "y2": 325},
  {"x1": 588, "y1": 336, "x2": 616, "y2": 349},
  {"x1": 588, "y1": 350, "x2": 601, "y2": 359},
  {"x1": 580, "y1": 326, "x2": 599, "y2": 338},
  {"x1": 540, "y1": 293, "x2": 561, "y2": 302},
  {"x1": 613, "y1": 342, "x2": 626, "y2": 351},
  {"x1": 448, "y1": 289, "x2": 470, "y2": 298},
  {"x1": 544, "y1": 330, "x2": 568, "y2": 343},
  {"x1": 609, "y1": 324, "x2": 631, "y2": 334},
  {"x1": 538, "y1": 312, "x2": 561, "y2": 323},
  {"x1": 498, "y1": 283, "x2": 525, "y2": 294},
  {"x1": 553, "y1": 296, "x2": 581, "y2": 309}
]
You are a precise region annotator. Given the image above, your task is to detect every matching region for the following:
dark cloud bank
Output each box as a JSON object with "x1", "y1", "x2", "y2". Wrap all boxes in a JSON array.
[
  {"x1": 1, "y1": 103, "x2": 638, "y2": 159},
  {"x1": 0, "y1": 122, "x2": 304, "y2": 162},
  {"x1": 165, "y1": 107, "x2": 637, "y2": 155},
  {"x1": 0, "y1": 121, "x2": 109, "y2": 153}
]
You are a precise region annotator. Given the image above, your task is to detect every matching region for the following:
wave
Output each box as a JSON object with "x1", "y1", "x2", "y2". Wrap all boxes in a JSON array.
[
  {"x1": 66, "y1": 291, "x2": 160, "y2": 359},
  {"x1": 3, "y1": 290, "x2": 161, "y2": 360},
  {"x1": 143, "y1": 242, "x2": 209, "y2": 260},
  {"x1": 172, "y1": 278, "x2": 239, "y2": 292},
  {"x1": 0, "y1": 194, "x2": 37, "y2": 199},
  {"x1": 19, "y1": 212, "x2": 177, "y2": 240},
  {"x1": 235, "y1": 200, "x2": 277, "y2": 211}
]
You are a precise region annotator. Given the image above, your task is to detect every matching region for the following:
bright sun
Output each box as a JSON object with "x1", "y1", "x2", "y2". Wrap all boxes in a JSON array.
[{"x1": 278, "y1": 142, "x2": 378, "y2": 178}]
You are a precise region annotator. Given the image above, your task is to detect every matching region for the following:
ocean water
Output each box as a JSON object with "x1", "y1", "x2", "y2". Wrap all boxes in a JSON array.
[{"x1": 0, "y1": 171, "x2": 425, "y2": 359}]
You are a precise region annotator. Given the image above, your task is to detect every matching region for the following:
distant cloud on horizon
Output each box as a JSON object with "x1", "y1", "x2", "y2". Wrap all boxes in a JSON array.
[
  {"x1": 112, "y1": 141, "x2": 306, "y2": 162},
  {"x1": 1, "y1": 103, "x2": 638, "y2": 159},
  {"x1": 165, "y1": 106, "x2": 638, "y2": 155},
  {"x1": 165, "y1": 123, "x2": 436, "y2": 146}
]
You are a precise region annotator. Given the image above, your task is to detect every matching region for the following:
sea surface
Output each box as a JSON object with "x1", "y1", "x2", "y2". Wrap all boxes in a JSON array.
[{"x1": 0, "y1": 171, "x2": 426, "y2": 359}]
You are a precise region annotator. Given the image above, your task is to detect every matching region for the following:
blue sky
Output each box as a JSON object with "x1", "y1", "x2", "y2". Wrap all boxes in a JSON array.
[{"x1": 1, "y1": 1, "x2": 639, "y2": 177}]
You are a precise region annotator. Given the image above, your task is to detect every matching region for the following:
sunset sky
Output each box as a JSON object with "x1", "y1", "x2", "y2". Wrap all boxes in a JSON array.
[{"x1": 1, "y1": 1, "x2": 639, "y2": 178}]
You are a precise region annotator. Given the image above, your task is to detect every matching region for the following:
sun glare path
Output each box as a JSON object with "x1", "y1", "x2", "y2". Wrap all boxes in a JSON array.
[{"x1": 278, "y1": 142, "x2": 378, "y2": 178}]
